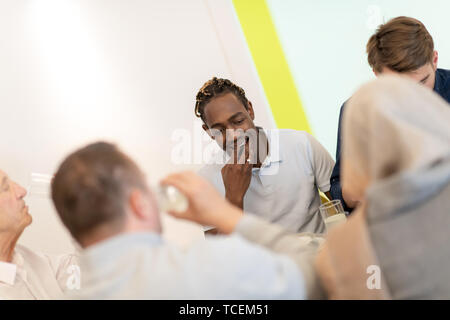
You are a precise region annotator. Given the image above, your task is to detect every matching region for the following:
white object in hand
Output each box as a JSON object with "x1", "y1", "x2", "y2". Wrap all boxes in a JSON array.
[
  {"x1": 157, "y1": 185, "x2": 189, "y2": 213},
  {"x1": 324, "y1": 213, "x2": 347, "y2": 231}
]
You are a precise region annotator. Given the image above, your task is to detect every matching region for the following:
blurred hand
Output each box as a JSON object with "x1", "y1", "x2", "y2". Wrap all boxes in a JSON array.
[{"x1": 161, "y1": 171, "x2": 243, "y2": 234}]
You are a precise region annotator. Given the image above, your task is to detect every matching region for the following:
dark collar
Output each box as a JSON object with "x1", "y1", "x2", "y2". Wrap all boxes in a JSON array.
[{"x1": 433, "y1": 68, "x2": 450, "y2": 96}]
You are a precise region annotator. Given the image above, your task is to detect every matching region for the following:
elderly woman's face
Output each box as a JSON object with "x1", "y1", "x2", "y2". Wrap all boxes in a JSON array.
[{"x1": 0, "y1": 170, "x2": 32, "y2": 234}]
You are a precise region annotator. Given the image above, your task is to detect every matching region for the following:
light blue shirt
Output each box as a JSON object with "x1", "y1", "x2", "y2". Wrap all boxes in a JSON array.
[{"x1": 72, "y1": 231, "x2": 305, "y2": 299}]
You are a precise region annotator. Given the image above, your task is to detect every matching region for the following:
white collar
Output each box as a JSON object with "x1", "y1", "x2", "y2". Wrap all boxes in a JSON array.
[
  {"x1": 253, "y1": 128, "x2": 283, "y2": 171},
  {"x1": 0, "y1": 251, "x2": 23, "y2": 285}
]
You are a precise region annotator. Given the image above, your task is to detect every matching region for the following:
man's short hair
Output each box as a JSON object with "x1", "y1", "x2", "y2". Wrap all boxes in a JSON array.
[
  {"x1": 51, "y1": 142, "x2": 147, "y2": 242},
  {"x1": 195, "y1": 77, "x2": 249, "y2": 123},
  {"x1": 366, "y1": 16, "x2": 434, "y2": 73}
]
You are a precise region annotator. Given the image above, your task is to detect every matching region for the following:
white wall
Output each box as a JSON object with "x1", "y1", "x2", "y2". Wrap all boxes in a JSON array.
[
  {"x1": 267, "y1": 0, "x2": 450, "y2": 157},
  {"x1": 0, "y1": 0, "x2": 274, "y2": 254},
  {"x1": 6, "y1": 0, "x2": 448, "y2": 255}
]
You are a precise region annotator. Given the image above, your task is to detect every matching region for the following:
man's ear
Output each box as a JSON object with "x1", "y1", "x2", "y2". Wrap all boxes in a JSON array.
[
  {"x1": 129, "y1": 189, "x2": 147, "y2": 220},
  {"x1": 432, "y1": 50, "x2": 438, "y2": 70},
  {"x1": 373, "y1": 68, "x2": 379, "y2": 77},
  {"x1": 247, "y1": 101, "x2": 255, "y2": 121}
]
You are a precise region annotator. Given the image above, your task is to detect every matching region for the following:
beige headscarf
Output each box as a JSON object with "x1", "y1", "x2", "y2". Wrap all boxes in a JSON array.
[
  {"x1": 316, "y1": 75, "x2": 450, "y2": 299},
  {"x1": 342, "y1": 75, "x2": 450, "y2": 185}
]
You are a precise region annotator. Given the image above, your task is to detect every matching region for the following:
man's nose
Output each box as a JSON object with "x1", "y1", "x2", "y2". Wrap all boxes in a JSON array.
[
  {"x1": 227, "y1": 129, "x2": 245, "y2": 143},
  {"x1": 13, "y1": 181, "x2": 27, "y2": 199}
]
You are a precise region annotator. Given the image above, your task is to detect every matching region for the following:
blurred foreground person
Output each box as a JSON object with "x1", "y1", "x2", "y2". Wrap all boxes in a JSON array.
[
  {"x1": 52, "y1": 142, "x2": 324, "y2": 299},
  {"x1": 0, "y1": 170, "x2": 78, "y2": 299},
  {"x1": 316, "y1": 76, "x2": 450, "y2": 299}
]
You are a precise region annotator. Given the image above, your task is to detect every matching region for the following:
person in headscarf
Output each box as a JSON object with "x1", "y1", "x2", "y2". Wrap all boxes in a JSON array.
[{"x1": 315, "y1": 75, "x2": 450, "y2": 299}]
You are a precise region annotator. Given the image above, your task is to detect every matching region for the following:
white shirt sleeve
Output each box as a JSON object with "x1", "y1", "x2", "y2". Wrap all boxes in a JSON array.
[{"x1": 305, "y1": 133, "x2": 335, "y2": 193}]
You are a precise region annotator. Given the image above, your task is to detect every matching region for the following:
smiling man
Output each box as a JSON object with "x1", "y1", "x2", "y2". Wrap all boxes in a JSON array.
[
  {"x1": 330, "y1": 16, "x2": 450, "y2": 212},
  {"x1": 0, "y1": 170, "x2": 78, "y2": 299},
  {"x1": 196, "y1": 77, "x2": 334, "y2": 234}
]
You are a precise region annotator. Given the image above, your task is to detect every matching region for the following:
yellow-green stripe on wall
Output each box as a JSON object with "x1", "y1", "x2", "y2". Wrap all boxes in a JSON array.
[{"x1": 232, "y1": 0, "x2": 311, "y2": 133}]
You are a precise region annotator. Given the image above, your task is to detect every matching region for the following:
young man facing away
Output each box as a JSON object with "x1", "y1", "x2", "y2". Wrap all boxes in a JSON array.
[{"x1": 330, "y1": 16, "x2": 450, "y2": 212}]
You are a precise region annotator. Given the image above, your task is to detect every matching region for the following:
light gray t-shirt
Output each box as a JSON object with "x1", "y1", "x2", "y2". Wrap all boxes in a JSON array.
[{"x1": 199, "y1": 129, "x2": 335, "y2": 234}]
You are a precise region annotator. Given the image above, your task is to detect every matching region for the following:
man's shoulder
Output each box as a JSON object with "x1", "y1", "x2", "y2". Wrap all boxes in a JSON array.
[
  {"x1": 177, "y1": 235, "x2": 256, "y2": 272},
  {"x1": 15, "y1": 244, "x2": 43, "y2": 259},
  {"x1": 191, "y1": 234, "x2": 278, "y2": 262},
  {"x1": 273, "y1": 129, "x2": 314, "y2": 146},
  {"x1": 436, "y1": 68, "x2": 450, "y2": 86},
  {"x1": 437, "y1": 68, "x2": 450, "y2": 87},
  {"x1": 274, "y1": 128, "x2": 309, "y2": 139},
  {"x1": 15, "y1": 244, "x2": 75, "y2": 267},
  {"x1": 437, "y1": 68, "x2": 450, "y2": 78}
]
